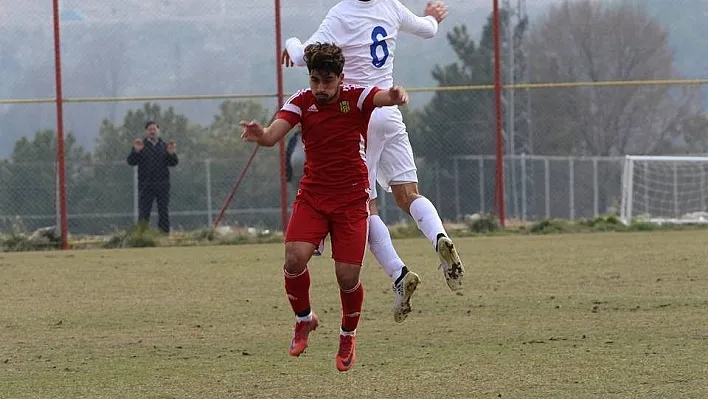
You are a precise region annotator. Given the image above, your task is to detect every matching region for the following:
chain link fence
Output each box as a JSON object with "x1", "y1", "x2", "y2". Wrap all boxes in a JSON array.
[
  {"x1": 0, "y1": 155, "x2": 624, "y2": 234},
  {"x1": 2, "y1": 0, "x2": 708, "y2": 235}
]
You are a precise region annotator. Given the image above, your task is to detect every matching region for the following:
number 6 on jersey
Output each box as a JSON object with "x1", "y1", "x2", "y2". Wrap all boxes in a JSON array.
[{"x1": 370, "y1": 26, "x2": 389, "y2": 68}]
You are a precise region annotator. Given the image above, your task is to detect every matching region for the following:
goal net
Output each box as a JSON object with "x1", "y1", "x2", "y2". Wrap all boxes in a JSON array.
[{"x1": 620, "y1": 155, "x2": 708, "y2": 224}]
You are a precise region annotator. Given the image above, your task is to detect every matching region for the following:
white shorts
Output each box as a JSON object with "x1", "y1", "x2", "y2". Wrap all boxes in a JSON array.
[{"x1": 366, "y1": 105, "x2": 418, "y2": 199}]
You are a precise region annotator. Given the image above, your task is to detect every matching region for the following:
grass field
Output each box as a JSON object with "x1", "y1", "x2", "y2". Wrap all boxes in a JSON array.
[{"x1": 1, "y1": 231, "x2": 707, "y2": 398}]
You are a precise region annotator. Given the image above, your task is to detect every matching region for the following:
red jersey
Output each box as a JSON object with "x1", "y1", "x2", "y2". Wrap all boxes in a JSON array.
[{"x1": 277, "y1": 84, "x2": 381, "y2": 195}]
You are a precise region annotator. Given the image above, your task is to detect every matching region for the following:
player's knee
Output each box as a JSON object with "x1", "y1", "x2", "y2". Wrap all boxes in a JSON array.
[
  {"x1": 337, "y1": 275, "x2": 360, "y2": 291},
  {"x1": 334, "y1": 263, "x2": 361, "y2": 291},
  {"x1": 284, "y1": 255, "x2": 307, "y2": 275},
  {"x1": 391, "y1": 183, "x2": 421, "y2": 214},
  {"x1": 284, "y1": 243, "x2": 311, "y2": 274}
]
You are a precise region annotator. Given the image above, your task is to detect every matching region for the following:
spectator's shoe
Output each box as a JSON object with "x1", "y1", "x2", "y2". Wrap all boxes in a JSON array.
[
  {"x1": 437, "y1": 236, "x2": 465, "y2": 291},
  {"x1": 289, "y1": 313, "x2": 319, "y2": 357},
  {"x1": 392, "y1": 270, "x2": 421, "y2": 323},
  {"x1": 335, "y1": 334, "x2": 357, "y2": 372}
]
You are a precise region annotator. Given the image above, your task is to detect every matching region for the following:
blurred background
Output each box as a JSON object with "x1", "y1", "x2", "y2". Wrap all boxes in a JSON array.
[{"x1": 2, "y1": 0, "x2": 707, "y2": 236}]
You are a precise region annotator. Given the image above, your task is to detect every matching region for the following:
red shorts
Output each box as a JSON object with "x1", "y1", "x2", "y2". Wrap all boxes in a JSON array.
[{"x1": 285, "y1": 189, "x2": 370, "y2": 265}]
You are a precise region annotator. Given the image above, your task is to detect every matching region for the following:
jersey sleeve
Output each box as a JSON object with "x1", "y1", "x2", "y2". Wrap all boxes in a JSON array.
[
  {"x1": 395, "y1": 0, "x2": 439, "y2": 39},
  {"x1": 284, "y1": 10, "x2": 340, "y2": 67},
  {"x1": 357, "y1": 86, "x2": 383, "y2": 117},
  {"x1": 276, "y1": 91, "x2": 305, "y2": 126}
]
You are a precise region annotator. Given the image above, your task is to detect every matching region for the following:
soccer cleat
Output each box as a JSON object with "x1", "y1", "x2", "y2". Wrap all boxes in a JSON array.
[
  {"x1": 392, "y1": 270, "x2": 421, "y2": 323},
  {"x1": 289, "y1": 313, "x2": 319, "y2": 357},
  {"x1": 335, "y1": 334, "x2": 357, "y2": 372},
  {"x1": 437, "y1": 236, "x2": 465, "y2": 291}
]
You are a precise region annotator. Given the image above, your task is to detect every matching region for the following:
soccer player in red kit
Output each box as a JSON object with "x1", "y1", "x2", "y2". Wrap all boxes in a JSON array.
[{"x1": 240, "y1": 42, "x2": 408, "y2": 372}]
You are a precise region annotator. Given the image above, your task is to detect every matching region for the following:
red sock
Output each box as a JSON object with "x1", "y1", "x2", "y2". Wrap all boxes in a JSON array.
[
  {"x1": 284, "y1": 267, "x2": 311, "y2": 316},
  {"x1": 340, "y1": 282, "x2": 364, "y2": 332}
]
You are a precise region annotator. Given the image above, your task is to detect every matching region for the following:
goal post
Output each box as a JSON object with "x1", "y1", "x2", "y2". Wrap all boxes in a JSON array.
[{"x1": 620, "y1": 155, "x2": 708, "y2": 225}]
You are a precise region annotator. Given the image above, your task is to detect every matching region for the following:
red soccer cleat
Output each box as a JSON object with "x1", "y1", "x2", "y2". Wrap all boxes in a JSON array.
[
  {"x1": 335, "y1": 334, "x2": 357, "y2": 372},
  {"x1": 289, "y1": 313, "x2": 319, "y2": 357}
]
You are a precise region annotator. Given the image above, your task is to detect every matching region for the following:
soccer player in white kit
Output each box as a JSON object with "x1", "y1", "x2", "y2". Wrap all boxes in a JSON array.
[{"x1": 283, "y1": 0, "x2": 465, "y2": 323}]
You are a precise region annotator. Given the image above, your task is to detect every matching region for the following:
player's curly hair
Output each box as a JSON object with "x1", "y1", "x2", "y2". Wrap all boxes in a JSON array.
[{"x1": 303, "y1": 42, "x2": 345, "y2": 76}]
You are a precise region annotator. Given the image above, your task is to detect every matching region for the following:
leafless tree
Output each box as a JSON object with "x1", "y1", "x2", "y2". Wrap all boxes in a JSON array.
[{"x1": 527, "y1": 0, "x2": 701, "y2": 156}]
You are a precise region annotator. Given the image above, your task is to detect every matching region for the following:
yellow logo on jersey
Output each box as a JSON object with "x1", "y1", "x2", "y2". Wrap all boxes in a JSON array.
[{"x1": 340, "y1": 100, "x2": 350, "y2": 113}]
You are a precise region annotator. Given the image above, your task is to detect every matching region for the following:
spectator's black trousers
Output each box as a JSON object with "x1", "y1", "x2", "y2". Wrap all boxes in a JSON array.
[{"x1": 138, "y1": 181, "x2": 171, "y2": 233}]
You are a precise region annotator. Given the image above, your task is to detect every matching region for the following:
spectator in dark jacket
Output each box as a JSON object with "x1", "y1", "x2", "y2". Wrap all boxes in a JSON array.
[{"x1": 127, "y1": 121, "x2": 178, "y2": 233}]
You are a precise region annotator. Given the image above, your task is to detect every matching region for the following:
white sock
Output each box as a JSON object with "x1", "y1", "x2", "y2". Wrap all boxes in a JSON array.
[
  {"x1": 296, "y1": 312, "x2": 312, "y2": 323},
  {"x1": 368, "y1": 215, "x2": 405, "y2": 282},
  {"x1": 409, "y1": 197, "x2": 447, "y2": 249}
]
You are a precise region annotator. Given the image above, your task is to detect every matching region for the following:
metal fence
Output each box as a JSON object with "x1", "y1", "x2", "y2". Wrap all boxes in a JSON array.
[
  {"x1": 0, "y1": 155, "x2": 625, "y2": 234},
  {"x1": 338, "y1": 155, "x2": 626, "y2": 226}
]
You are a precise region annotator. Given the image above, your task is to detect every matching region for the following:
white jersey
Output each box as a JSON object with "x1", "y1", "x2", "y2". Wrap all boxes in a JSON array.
[{"x1": 285, "y1": 0, "x2": 439, "y2": 89}]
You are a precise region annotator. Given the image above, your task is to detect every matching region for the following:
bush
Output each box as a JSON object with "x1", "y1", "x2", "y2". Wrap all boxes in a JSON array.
[
  {"x1": 466, "y1": 213, "x2": 501, "y2": 234},
  {"x1": 580, "y1": 215, "x2": 627, "y2": 232},
  {"x1": 191, "y1": 227, "x2": 216, "y2": 241},
  {"x1": 529, "y1": 219, "x2": 573, "y2": 234},
  {"x1": 0, "y1": 224, "x2": 61, "y2": 252},
  {"x1": 627, "y1": 221, "x2": 660, "y2": 231},
  {"x1": 104, "y1": 223, "x2": 160, "y2": 249}
]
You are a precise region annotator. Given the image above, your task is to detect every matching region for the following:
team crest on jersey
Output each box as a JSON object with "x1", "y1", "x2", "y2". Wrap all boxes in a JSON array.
[{"x1": 339, "y1": 100, "x2": 351, "y2": 113}]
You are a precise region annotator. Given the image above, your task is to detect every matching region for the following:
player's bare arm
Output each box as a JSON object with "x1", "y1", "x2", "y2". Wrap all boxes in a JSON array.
[
  {"x1": 240, "y1": 118, "x2": 293, "y2": 147},
  {"x1": 373, "y1": 86, "x2": 409, "y2": 107}
]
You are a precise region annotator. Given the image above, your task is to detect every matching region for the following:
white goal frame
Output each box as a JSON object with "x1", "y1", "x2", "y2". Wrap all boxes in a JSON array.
[{"x1": 620, "y1": 155, "x2": 708, "y2": 225}]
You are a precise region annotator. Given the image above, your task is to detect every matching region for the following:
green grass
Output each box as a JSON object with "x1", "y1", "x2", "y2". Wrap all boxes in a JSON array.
[{"x1": 1, "y1": 231, "x2": 707, "y2": 398}]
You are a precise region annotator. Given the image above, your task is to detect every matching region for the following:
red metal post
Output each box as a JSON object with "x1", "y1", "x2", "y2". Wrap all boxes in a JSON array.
[
  {"x1": 213, "y1": 145, "x2": 260, "y2": 229},
  {"x1": 492, "y1": 0, "x2": 506, "y2": 227},
  {"x1": 52, "y1": 0, "x2": 69, "y2": 249},
  {"x1": 274, "y1": 0, "x2": 289, "y2": 232}
]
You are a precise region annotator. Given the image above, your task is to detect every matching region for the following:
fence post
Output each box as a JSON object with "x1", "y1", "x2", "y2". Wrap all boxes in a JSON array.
[
  {"x1": 55, "y1": 162, "x2": 61, "y2": 229},
  {"x1": 206, "y1": 159, "x2": 213, "y2": 226},
  {"x1": 475, "y1": 157, "x2": 484, "y2": 214},
  {"x1": 133, "y1": 166, "x2": 138, "y2": 223},
  {"x1": 701, "y1": 165, "x2": 706, "y2": 212},
  {"x1": 592, "y1": 157, "x2": 599, "y2": 218},
  {"x1": 569, "y1": 157, "x2": 575, "y2": 220},
  {"x1": 521, "y1": 154, "x2": 527, "y2": 221},
  {"x1": 644, "y1": 161, "x2": 650, "y2": 215},
  {"x1": 673, "y1": 162, "x2": 679, "y2": 218},
  {"x1": 511, "y1": 156, "x2": 518, "y2": 220},
  {"x1": 453, "y1": 157, "x2": 460, "y2": 220},
  {"x1": 544, "y1": 158, "x2": 550, "y2": 219}
]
